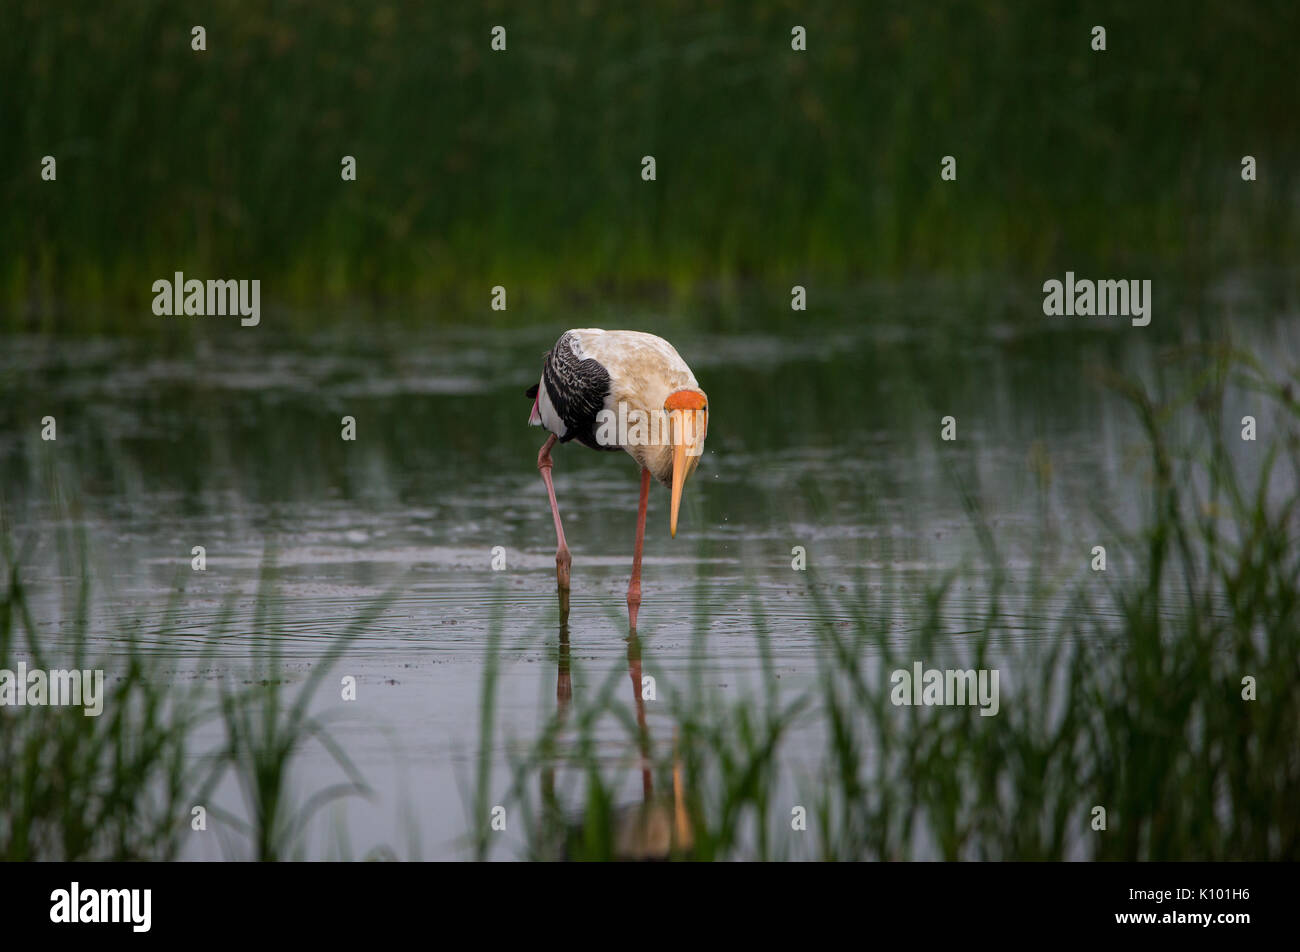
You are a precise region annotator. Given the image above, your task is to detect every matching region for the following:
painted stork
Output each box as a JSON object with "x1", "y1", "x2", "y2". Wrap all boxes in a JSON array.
[{"x1": 526, "y1": 328, "x2": 708, "y2": 628}]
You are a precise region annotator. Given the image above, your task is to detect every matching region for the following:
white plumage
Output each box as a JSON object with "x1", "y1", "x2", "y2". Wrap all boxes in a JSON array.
[
  {"x1": 528, "y1": 327, "x2": 710, "y2": 626},
  {"x1": 531, "y1": 328, "x2": 705, "y2": 486}
]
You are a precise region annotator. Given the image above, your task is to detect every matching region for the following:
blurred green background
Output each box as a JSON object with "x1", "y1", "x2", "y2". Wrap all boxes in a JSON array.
[
  {"x1": 4, "y1": 2, "x2": 1300, "y2": 862},
  {"x1": 3, "y1": 0, "x2": 1297, "y2": 326}
]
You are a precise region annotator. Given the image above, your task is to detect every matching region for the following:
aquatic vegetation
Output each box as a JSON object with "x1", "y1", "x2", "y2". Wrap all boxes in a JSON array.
[
  {"x1": 0, "y1": 531, "x2": 200, "y2": 860},
  {"x1": 0, "y1": 534, "x2": 394, "y2": 861},
  {"x1": 4, "y1": 0, "x2": 1297, "y2": 321},
  {"x1": 1, "y1": 349, "x2": 1296, "y2": 859}
]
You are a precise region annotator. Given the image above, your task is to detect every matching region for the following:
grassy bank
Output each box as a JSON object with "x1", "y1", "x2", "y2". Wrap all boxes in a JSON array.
[{"x1": 3, "y1": 0, "x2": 1298, "y2": 324}]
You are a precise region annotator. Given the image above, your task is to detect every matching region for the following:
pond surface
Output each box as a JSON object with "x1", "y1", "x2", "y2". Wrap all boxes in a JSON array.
[{"x1": 2, "y1": 278, "x2": 1294, "y2": 858}]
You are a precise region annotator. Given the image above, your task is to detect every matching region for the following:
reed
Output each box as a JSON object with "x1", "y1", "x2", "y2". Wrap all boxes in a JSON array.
[{"x1": 4, "y1": 1, "x2": 1296, "y2": 324}]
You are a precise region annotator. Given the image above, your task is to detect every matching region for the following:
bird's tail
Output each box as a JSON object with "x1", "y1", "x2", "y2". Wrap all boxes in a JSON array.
[{"x1": 525, "y1": 383, "x2": 542, "y2": 426}]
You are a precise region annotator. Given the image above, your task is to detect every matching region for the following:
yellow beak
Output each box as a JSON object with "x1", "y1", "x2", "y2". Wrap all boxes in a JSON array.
[
  {"x1": 664, "y1": 401, "x2": 705, "y2": 539},
  {"x1": 670, "y1": 438, "x2": 687, "y2": 538}
]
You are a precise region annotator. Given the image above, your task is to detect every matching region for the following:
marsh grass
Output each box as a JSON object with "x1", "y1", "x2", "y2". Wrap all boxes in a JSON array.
[
  {"x1": 4, "y1": 1, "x2": 1298, "y2": 322},
  {"x1": 0, "y1": 526, "x2": 398, "y2": 860},
  {"x1": 204, "y1": 560, "x2": 399, "y2": 861},
  {"x1": 0, "y1": 531, "x2": 200, "y2": 860}
]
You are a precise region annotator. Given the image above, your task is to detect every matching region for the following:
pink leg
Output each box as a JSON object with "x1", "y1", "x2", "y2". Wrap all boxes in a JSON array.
[
  {"x1": 627, "y1": 632, "x2": 653, "y2": 799},
  {"x1": 556, "y1": 604, "x2": 572, "y2": 721},
  {"x1": 627, "y1": 467, "x2": 651, "y2": 629},
  {"x1": 537, "y1": 435, "x2": 572, "y2": 589}
]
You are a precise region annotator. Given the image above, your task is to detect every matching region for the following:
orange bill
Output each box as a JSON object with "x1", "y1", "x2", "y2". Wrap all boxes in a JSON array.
[
  {"x1": 664, "y1": 391, "x2": 708, "y2": 538},
  {"x1": 671, "y1": 435, "x2": 687, "y2": 537}
]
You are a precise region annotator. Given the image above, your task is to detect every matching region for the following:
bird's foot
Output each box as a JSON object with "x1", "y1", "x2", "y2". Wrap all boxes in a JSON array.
[
  {"x1": 626, "y1": 581, "x2": 642, "y2": 630},
  {"x1": 556, "y1": 547, "x2": 572, "y2": 590}
]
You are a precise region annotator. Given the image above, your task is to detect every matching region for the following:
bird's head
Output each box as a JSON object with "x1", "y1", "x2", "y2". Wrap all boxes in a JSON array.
[{"x1": 664, "y1": 389, "x2": 708, "y2": 537}]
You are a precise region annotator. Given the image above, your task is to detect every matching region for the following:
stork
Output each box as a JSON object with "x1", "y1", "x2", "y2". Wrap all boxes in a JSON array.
[{"x1": 526, "y1": 328, "x2": 708, "y2": 628}]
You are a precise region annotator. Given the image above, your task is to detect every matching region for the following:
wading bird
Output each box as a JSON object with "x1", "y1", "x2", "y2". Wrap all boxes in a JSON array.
[{"x1": 526, "y1": 329, "x2": 708, "y2": 628}]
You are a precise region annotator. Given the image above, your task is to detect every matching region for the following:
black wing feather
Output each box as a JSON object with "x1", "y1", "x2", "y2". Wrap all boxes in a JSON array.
[{"x1": 542, "y1": 332, "x2": 617, "y2": 451}]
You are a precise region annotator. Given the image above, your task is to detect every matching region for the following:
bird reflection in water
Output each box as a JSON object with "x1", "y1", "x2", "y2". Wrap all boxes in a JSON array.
[{"x1": 540, "y1": 588, "x2": 693, "y2": 861}]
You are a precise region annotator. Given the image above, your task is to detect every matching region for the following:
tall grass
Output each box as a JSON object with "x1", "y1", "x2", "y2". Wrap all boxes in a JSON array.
[
  {"x1": 205, "y1": 561, "x2": 396, "y2": 861},
  {"x1": 0, "y1": 530, "x2": 395, "y2": 860},
  {"x1": 3, "y1": 0, "x2": 1298, "y2": 323},
  {"x1": 0, "y1": 532, "x2": 200, "y2": 860}
]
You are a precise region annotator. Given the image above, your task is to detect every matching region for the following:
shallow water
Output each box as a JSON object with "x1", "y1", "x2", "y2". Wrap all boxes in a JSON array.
[{"x1": 3, "y1": 279, "x2": 1296, "y2": 858}]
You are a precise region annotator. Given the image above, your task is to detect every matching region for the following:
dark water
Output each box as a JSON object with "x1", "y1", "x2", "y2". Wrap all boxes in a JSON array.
[{"x1": 2, "y1": 279, "x2": 1295, "y2": 858}]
